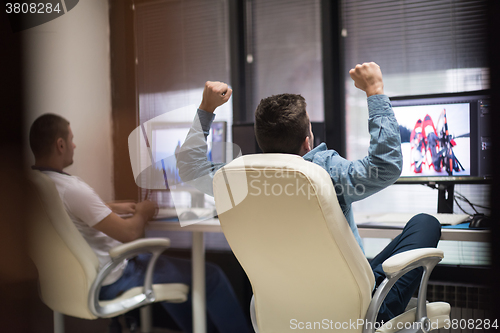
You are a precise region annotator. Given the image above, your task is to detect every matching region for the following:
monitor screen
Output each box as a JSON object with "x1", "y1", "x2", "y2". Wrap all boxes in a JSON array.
[
  {"x1": 209, "y1": 121, "x2": 227, "y2": 163},
  {"x1": 395, "y1": 103, "x2": 470, "y2": 177},
  {"x1": 391, "y1": 91, "x2": 490, "y2": 183},
  {"x1": 232, "y1": 123, "x2": 261, "y2": 157},
  {"x1": 151, "y1": 122, "x2": 227, "y2": 189}
]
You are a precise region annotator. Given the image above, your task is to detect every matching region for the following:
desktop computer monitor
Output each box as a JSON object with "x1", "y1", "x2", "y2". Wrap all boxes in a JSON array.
[
  {"x1": 232, "y1": 122, "x2": 325, "y2": 158},
  {"x1": 150, "y1": 121, "x2": 227, "y2": 190},
  {"x1": 391, "y1": 90, "x2": 491, "y2": 213},
  {"x1": 232, "y1": 123, "x2": 261, "y2": 157},
  {"x1": 391, "y1": 90, "x2": 491, "y2": 184}
]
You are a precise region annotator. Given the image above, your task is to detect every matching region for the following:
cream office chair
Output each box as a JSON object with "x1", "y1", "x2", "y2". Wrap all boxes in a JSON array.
[
  {"x1": 27, "y1": 170, "x2": 189, "y2": 333},
  {"x1": 213, "y1": 154, "x2": 450, "y2": 333}
]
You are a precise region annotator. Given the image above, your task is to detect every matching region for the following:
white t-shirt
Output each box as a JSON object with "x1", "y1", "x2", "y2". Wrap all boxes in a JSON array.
[{"x1": 43, "y1": 171, "x2": 127, "y2": 285}]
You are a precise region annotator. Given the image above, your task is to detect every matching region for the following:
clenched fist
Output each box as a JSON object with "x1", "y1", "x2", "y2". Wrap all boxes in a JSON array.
[
  {"x1": 199, "y1": 81, "x2": 232, "y2": 113},
  {"x1": 349, "y1": 62, "x2": 384, "y2": 97}
]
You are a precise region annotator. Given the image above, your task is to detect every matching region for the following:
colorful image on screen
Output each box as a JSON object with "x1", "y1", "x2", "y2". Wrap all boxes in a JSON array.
[{"x1": 393, "y1": 103, "x2": 470, "y2": 177}]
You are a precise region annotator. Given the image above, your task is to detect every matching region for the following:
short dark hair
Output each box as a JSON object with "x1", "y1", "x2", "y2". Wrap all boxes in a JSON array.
[
  {"x1": 254, "y1": 94, "x2": 310, "y2": 154},
  {"x1": 29, "y1": 114, "x2": 70, "y2": 159}
]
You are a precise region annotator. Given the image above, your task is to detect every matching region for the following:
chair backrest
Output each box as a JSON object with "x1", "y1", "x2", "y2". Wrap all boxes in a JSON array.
[
  {"x1": 213, "y1": 154, "x2": 375, "y2": 332},
  {"x1": 27, "y1": 170, "x2": 99, "y2": 319}
]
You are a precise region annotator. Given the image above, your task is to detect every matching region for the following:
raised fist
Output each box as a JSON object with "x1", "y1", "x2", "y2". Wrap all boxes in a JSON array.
[
  {"x1": 349, "y1": 62, "x2": 384, "y2": 97},
  {"x1": 199, "y1": 81, "x2": 232, "y2": 113}
]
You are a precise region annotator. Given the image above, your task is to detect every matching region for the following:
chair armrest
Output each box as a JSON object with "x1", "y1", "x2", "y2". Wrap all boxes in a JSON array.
[
  {"x1": 109, "y1": 238, "x2": 171, "y2": 259},
  {"x1": 363, "y1": 248, "x2": 444, "y2": 333},
  {"x1": 89, "y1": 237, "x2": 172, "y2": 318},
  {"x1": 382, "y1": 248, "x2": 444, "y2": 276}
]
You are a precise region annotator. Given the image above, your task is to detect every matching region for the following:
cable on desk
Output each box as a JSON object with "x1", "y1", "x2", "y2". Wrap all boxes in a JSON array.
[
  {"x1": 454, "y1": 190, "x2": 490, "y2": 211},
  {"x1": 453, "y1": 196, "x2": 471, "y2": 215}
]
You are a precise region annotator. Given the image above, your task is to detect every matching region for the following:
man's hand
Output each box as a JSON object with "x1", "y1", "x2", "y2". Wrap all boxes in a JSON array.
[
  {"x1": 199, "y1": 81, "x2": 232, "y2": 113},
  {"x1": 349, "y1": 62, "x2": 384, "y2": 97},
  {"x1": 135, "y1": 200, "x2": 157, "y2": 220}
]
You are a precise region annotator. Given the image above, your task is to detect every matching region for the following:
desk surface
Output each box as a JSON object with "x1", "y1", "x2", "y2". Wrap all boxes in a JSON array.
[
  {"x1": 357, "y1": 225, "x2": 489, "y2": 242},
  {"x1": 147, "y1": 218, "x2": 490, "y2": 242},
  {"x1": 148, "y1": 219, "x2": 222, "y2": 233}
]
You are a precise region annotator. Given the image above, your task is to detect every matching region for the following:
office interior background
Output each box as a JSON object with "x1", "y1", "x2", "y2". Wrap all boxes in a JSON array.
[{"x1": 1, "y1": 0, "x2": 500, "y2": 332}]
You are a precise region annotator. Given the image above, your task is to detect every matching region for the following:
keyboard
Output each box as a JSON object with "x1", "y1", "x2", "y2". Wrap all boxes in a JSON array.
[
  {"x1": 366, "y1": 213, "x2": 470, "y2": 226},
  {"x1": 153, "y1": 207, "x2": 217, "y2": 221}
]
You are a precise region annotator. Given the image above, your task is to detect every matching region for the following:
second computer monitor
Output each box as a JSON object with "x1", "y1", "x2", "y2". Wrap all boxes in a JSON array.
[{"x1": 391, "y1": 90, "x2": 490, "y2": 183}]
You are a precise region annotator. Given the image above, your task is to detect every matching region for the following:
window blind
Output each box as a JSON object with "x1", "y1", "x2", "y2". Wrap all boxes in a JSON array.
[
  {"x1": 343, "y1": 0, "x2": 488, "y2": 75},
  {"x1": 250, "y1": 0, "x2": 324, "y2": 121},
  {"x1": 135, "y1": 0, "x2": 230, "y2": 120}
]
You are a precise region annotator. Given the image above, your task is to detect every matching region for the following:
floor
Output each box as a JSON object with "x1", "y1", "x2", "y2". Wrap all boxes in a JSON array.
[{"x1": 116, "y1": 315, "x2": 181, "y2": 333}]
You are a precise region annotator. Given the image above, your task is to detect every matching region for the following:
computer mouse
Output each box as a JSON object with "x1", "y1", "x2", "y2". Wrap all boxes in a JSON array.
[
  {"x1": 469, "y1": 214, "x2": 492, "y2": 229},
  {"x1": 179, "y1": 210, "x2": 199, "y2": 221}
]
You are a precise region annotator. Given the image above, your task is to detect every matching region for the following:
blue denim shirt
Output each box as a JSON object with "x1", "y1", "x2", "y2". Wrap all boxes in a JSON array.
[{"x1": 177, "y1": 94, "x2": 402, "y2": 253}]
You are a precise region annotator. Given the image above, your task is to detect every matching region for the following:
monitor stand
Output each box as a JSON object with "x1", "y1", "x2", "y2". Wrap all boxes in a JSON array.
[{"x1": 437, "y1": 184, "x2": 454, "y2": 214}]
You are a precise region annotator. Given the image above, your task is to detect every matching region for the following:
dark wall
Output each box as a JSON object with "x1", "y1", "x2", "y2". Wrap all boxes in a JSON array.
[
  {"x1": 109, "y1": 0, "x2": 140, "y2": 201},
  {"x1": 0, "y1": 8, "x2": 39, "y2": 333},
  {"x1": 487, "y1": 0, "x2": 500, "y2": 321}
]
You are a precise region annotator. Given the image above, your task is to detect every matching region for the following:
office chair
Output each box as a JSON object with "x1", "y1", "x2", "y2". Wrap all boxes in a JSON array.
[
  {"x1": 213, "y1": 154, "x2": 450, "y2": 333},
  {"x1": 27, "y1": 170, "x2": 189, "y2": 333}
]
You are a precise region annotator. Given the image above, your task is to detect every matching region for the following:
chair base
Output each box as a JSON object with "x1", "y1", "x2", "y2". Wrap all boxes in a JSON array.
[
  {"x1": 140, "y1": 305, "x2": 153, "y2": 333},
  {"x1": 54, "y1": 311, "x2": 64, "y2": 333}
]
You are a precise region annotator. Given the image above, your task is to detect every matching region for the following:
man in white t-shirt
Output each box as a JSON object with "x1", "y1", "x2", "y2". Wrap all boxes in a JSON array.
[{"x1": 29, "y1": 114, "x2": 250, "y2": 333}]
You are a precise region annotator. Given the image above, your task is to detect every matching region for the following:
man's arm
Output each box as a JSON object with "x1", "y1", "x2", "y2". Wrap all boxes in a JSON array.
[
  {"x1": 176, "y1": 81, "x2": 232, "y2": 195},
  {"x1": 106, "y1": 201, "x2": 136, "y2": 215},
  {"x1": 323, "y1": 63, "x2": 402, "y2": 205},
  {"x1": 93, "y1": 200, "x2": 156, "y2": 243},
  {"x1": 64, "y1": 179, "x2": 157, "y2": 243}
]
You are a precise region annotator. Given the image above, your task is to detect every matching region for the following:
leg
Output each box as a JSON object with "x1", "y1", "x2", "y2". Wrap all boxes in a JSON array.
[
  {"x1": 100, "y1": 255, "x2": 196, "y2": 332},
  {"x1": 158, "y1": 257, "x2": 251, "y2": 333},
  {"x1": 370, "y1": 213, "x2": 441, "y2": 322},
  {"x1": 204, "y1": 263, "x2": 251, "y2": 333},
  {"x1": 100, "y1": 254, "x2": 250, "y2": 333}
]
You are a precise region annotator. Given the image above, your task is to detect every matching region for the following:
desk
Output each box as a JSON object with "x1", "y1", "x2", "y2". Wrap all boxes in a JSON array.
[
  {"x1": 353, "y1": 212, "x2": 490, "y2": 242},
  {"x1": 358, "y1": 226, "x2": 490, "y2": 242},
  {"x1": 147, "y1": 218, "x2": 490, "y2": 333}
]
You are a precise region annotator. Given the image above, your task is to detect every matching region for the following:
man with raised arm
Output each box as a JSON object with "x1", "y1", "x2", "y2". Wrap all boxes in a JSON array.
[
  {"x1": 29, "y1": 114, "x2": 250, "y2": 333},
  {"x1": 177, "y1": 62, "x2": 441, "y2": 323}
]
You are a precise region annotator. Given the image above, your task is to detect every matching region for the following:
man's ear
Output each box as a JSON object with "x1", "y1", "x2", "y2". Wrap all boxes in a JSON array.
[
  {"x1": 299, "y1": 136, "x2": 311, "y2": 155},
  {"x1": 56, "y1": 137, "x2": 65, "y2": 154},
  {"x1": 303, "y1": 136, "x2": 311, "y2": 153}
]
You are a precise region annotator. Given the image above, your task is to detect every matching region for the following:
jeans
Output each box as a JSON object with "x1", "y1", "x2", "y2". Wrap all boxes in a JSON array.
[
  {"x1": 100, "y1": 254, "x2": 251, "y2": 333},
  {"x1": 371, "y1": 213, "x2": 442, "y2": 323}
]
